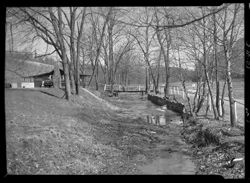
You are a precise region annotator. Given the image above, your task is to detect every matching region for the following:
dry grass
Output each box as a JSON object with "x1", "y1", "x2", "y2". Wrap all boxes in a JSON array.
[
  {"x1": 181, "y1": 116, "x2": 245, "y2": 178},
  {"x1": 5, "y1": 88, "x2": 126, "y2": 174},
  {"x1": 5, "y1": 88, "x2": 169, "y2": 174}
]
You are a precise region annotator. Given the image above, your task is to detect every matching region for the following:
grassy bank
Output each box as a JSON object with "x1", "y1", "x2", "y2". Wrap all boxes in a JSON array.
[
  {"x1": 181, "y1": 116, "x2": 245, "y2": 178},
  {"x1": 5, "y1": 88, "x2": 172, "y2": 174}
]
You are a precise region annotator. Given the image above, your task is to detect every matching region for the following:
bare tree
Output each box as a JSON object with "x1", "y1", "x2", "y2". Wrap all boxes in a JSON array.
[
  {"x1": 87, "y1": 7, "x2": 112, "y2": 89},
  {"x1": 61, "y1": 7, "x2": 87, "y2": 95},
  {"x1": 188, "y1": 7, "x2": 219, "y2": 119},
  {"x1": 8, "y1": 7, "x2": 72, "y2": 100},
  {"x1": 176, "y1": 44, "x2": 194, "y2": 116},
  {"x1": 154, "y1": 7, "x2": 173, "y2": 96},
  {"x1": 212, "y1": 7, "x2": 221, "y2": 116},
  {"x1": 216, "y1": 4, "x2": 244, "y2": 127},
  {"x1": 129, "y1": 7, "x2": 159, "y2": 93},
  {"x1": 51, "y1": 7, "x2": 72, "y2": 99}
]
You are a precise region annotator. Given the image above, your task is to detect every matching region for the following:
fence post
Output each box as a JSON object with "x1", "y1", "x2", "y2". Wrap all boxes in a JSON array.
[
  {"x1": 104, "y1": 84, "x2": 106, "y2": 91},
  {"x1": 234, "y1": 101, "x2": 238, "y2": 122},
  {"x1": 182, "y1": 90, "x2": 185, "y2": 99},
  {"x1": 139, "y1": 85, "x2": 140, "y2": 91}
]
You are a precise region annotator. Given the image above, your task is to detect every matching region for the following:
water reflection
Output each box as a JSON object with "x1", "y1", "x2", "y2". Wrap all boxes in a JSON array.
[
  {"x1": 146, "y1": 114, "x2": 182, "y2": 126},
  {"x1": 146, "y1": 115, "x2": 166, "y2": 126}
]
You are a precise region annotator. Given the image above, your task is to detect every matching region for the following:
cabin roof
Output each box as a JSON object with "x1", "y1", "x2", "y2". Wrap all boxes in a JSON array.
[
  {"x1": 6, "y1": 58, "x2": 55, "y2": 78},
  {"x1": 5, "y1": 57, "x2": 92, "y2": 82}
]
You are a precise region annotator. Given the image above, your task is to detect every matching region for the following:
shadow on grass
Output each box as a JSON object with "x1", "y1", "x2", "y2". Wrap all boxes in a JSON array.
[{"x1": 39, "y1": 89, "x2": 66, "y2": 99}]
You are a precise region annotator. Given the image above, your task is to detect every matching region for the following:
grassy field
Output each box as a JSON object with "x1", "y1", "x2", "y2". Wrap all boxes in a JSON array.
[{"x1": 169, "y1": 78, "x2": 244, "y2": 100}]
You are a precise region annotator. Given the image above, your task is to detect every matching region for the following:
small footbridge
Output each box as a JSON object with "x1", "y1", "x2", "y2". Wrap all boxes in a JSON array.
[{"x1": 104, "y1": 84, "x2": 147, "y2": 96}]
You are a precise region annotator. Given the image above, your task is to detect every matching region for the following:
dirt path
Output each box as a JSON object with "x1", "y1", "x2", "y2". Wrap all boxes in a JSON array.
[{"x1": 137, "y1": 125, "x2": 196, "y2": 174}]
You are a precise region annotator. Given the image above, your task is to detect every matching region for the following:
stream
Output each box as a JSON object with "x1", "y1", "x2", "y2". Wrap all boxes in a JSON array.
[{"x1": 108, "y1": 93, "x2": 196, "y2": 174}]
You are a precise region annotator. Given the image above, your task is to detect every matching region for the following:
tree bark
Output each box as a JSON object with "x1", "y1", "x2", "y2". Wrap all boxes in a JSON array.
[
  {"x1": 145, "y1": 67, "x2": 148, "y2": 93},
  {"x1": 204, "y1": 62, "x2": 219, "y2": 119},
  {"x1": 108, "y1": 13, "x2": 114, "y2": 92},
  {"x1": 221, "y1": 79, "x2": 227, "y2": 118},
  {"x1": 69, "y1": 61, "x2": 76, "y2": 94},
  {"x1": 69, "y1": 7, "x2": 77, "y2": 95},
  {"x1": 213, "y1": 9, "x2": 220, "y2": 116},
  {"x1": 225, "y1": 48, "x2": 237, "y2": 127},
  {"x1": 53, "y1": 61, "x2": 61, "y2": 88},
  {"x1": 50, "y1": 7, "x2": 71, "y2": 100}
]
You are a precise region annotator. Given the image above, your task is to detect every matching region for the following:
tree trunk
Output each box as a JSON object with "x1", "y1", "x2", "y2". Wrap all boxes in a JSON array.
[
  {"x1": 192, "y1": 78, "x2": 201, "y2": 113},
  {"x1": 63, "y1": 62, "x2": 71, "y2": 100},
  {"x1": 10, "y1": 23, "x2": 14, "y2": 51},
  {"x1": 75, "y1": 8, "x2": 86, "y2": 94},
  {"x1": 155, "y1": 31, "x2": 170, "y2": 97},
  {"x1": 145, "y1": 67, "x2": 148, "y2": 93},
  {"x1": 81, "y1": 47, "x2": 85, "y2": 88},
  {"x1": 53, "y1": 62, "x2": 61, "y2": 88},
  {"x1": 201, "y1": 17, "x2": 218, "y2": 119},
  {"x1": 52, "y1": 7, "x2": 71, "y2": 100},
  {"x1": 204, "y1": 67, "x2": 219, "y2": 119},
  {"x1": 213, "y1": 9, "x2": 220, "y2": 117},
  {"x1": 196, "y1": 81, "x2": 207, "y2": 114},
  {"x1": 221, "y1": 79, "x2": 227, "y2": 118},
  {"x1": 95, "y1": 60, "x2": 99, "y2": 90},
  {"x1": 75, "y1": 57, "x2": 80, "y2": 93},
  {"x1": 220, "y1": 4, "x2": 240, "y2": 126},
  {"x1": 155, "y1": 50, "x2": 161, "y2": 94},
  {"x1": 154, "y1": 9, "x2": 171, "y2": 97},
  {"x1": 226, "y1": 49, "x2": 237, "y2": 127},
  {"x1": 164, "y1": 69, "x2": 170, "y2": 97},
  {"x1": 182, "y1": 80, "x2": 194, "y2": 116},
  {"x1": 176, "y1": 47, "x2": 193, "y2": 116},
  {"x1": 69, "y1": 59, "x2": 76, "y2": 95},
  {"x1": 108, "y1": 17, "x2": 114, "y2": 93},
  {"x1": 147, "y1": 63, "x2": 157, "y2": 93},
  {"x1": 216, "y1": 81, "x2": 220, "y2": 116},
  {"x1": 205, "y1": 92, "x2": 210, "y2": 116}
]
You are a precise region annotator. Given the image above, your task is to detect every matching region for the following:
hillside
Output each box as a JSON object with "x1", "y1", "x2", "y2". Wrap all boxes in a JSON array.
[
  {"x1": 5, "y1": 88, "x2": 125, "y2": 174},
  {"x1": 5, "y1": 88, "x2": 171, "y2": 174}
]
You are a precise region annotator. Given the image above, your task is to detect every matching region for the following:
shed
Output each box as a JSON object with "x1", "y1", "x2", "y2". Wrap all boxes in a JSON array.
[{"x1": 5, "y1": 58, "x2": 63, "y2": 88}]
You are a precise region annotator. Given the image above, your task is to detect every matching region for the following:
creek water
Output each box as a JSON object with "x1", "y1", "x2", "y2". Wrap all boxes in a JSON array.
[{"x1": 111, "y1": 93, "x2": 196, "y2": 174}]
